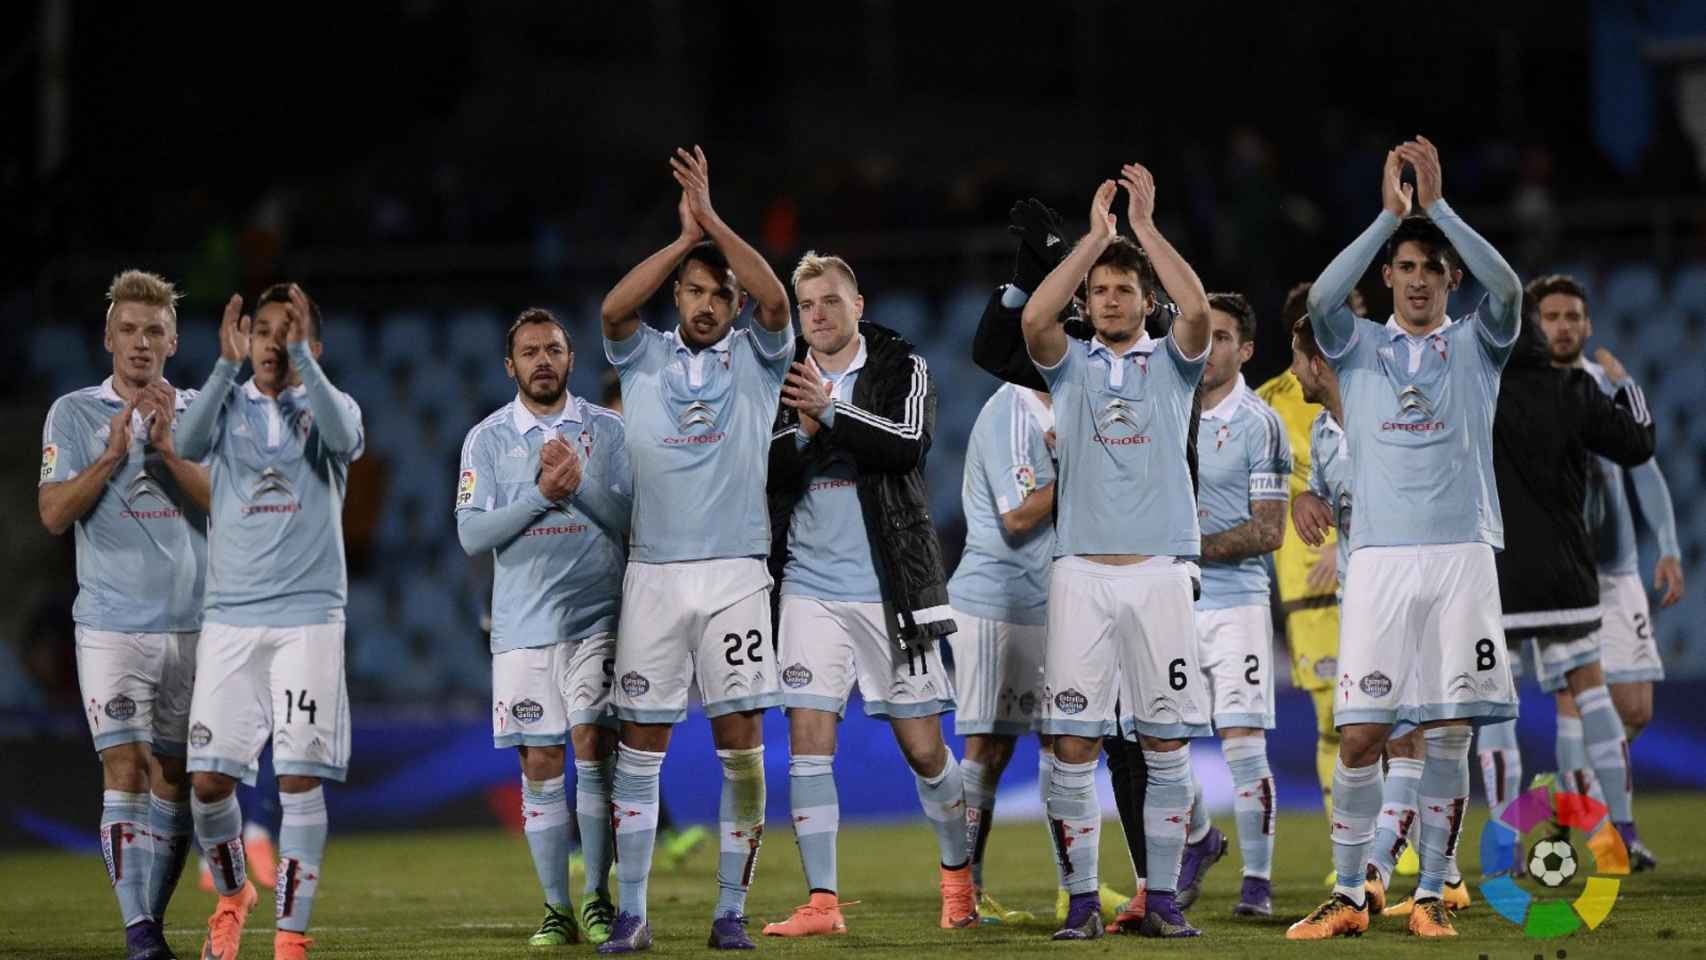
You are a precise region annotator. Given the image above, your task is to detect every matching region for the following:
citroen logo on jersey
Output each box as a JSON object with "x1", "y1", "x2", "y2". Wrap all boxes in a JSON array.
[
  {"x1": 678, "y1": 400, "x2": 717, "y2": 431},
  {"x1": 253, "y1": 467, "x2": 293, "y2": 499},
  {"x1": 1396, "y1": 384, "x2": 1434, "y2": 418},
  {"x1": 1097, "y1": 398, "x2": 1142, "y2": 432},
  {"x1": 126, "y1": 471, "x2": 170, "y2": 504}
]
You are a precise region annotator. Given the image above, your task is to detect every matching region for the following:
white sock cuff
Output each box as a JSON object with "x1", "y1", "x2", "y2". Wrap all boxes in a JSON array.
[
  {"x1": 1575, "y1": 685, "x2": 1612, "y2": 713},
  {"x1": 525, "y1": 774, "x2": 567, "y2": 795},
  {"x1": 190, "y1": 792, "x2": 240, "y2": 819},
  {"x1": 717, "y1": 745, "x2": 765, "y2": 779},
  {"x1": 279, "y1": 787, "x2": 328, "y2": 826},
  {"x1": 1143, "y1": 747, "x2": 1191, "y2": 784},
  {"x1": 959, "y1": 756, "x2": 988, "y2": 786},
  {"x1": 1335, "y1": 757, "x2": 1381, "y2": 785},
  {"x1": 789, "y1": 753, "x2": 834, "y2": 776},
  {"x1": 103, "y1": 790, "x2": 149, "y2": 810},
  {"x1": 1387, "y1": 757, "x2": 1425, "y2": 779},
  {"x1": 617, "y1": 744, "x2": 667, "y2": 777},
  {"x1": 574, "y1": 758, "x2": 610, "y2": 779},
  {"x1": 1424, "y1": 725, "x2": 1472, "y2": 758},
  {"x1": 920, "y1": 749, "x2": 957, "y2": 787},
  {"x1": 1222, "y1": 734, "x2": 1267, "y2": 763},
  {"x1": 1051, "y1": 758, "x2": 1097, "y2": 789},
  {"x1": 1557, "y1": 714, "x2": 1584, "y2": 736}
]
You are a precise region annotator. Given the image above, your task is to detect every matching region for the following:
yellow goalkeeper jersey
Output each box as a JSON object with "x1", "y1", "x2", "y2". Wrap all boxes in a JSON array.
[{"x1": 1254, "y1": 370, "x2": 1337, "y2": 607}]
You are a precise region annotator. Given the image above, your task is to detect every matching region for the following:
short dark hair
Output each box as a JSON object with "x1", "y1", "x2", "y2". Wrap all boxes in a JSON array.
[
  {"x1": 1525, "y1": 274, "x2": 1590, "y2": 319},
  {"x1": 677, "y1": 241, "x2": 733, "y2": 285},
  {"x1": 1088, "y1": 237, "x2": 1158, "y2": 297},
  {"x1": 255, "y1": 283, "x2": 322, "y2": 341},
  {"x1": 506, "y1": 307, "x2": 572, "y2": 357},
  {"x1": 1281, "y1": 282, "x2": 1312, "y2": 330},
  {"x1": 1207, "y1": 292, "x2": 1257, "y2": 343},
  {"x1": 1292, "y1": 315, "x2": 1322, "y2": 361},
  {"x1": 1384, "y1": 216, "x2": 1459, "y2": 271}
]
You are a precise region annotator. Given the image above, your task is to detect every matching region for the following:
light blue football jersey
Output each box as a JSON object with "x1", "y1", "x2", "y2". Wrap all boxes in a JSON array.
[
  {"x1": 177, "y1": 345, "x2": 364, "y2": 626},
  {"x1": 782, "y1": 345, "x2": 882, "y2": 602},
  {"x1": 947, "y1": 383, "x2": 1056, "y2": 626},
  {"x1": 1195, "y1": 378, "x2": 1291, "y2": 609},
  {"x1": 1034, "y1": 333, "x2": 1206, "y2": 557},
  {"x1": 1308, "y1": 202, "x2": 1521, "y2": 551},
  {"x1": 1580, "y1": 359, "x2": 1680, "y2": 575},
  {"x1": 604, "y1": 321, "x2": 793, "y2": 563},
  {"x1": 1307, "y1": 409, "x2": 1353, "y2": 585},
  {"x1": 40, "y1": 378, "x2": 207, "y2": 633},
  {"x1": 457, "y1": 394, "x2": 631, "y2": 652}
]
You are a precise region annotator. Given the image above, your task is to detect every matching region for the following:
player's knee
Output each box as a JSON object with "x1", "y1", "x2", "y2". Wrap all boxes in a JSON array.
[
  {"x1": 964, "y1": 734, "x2": 1016, "y2": 771},
  {"x1": 569, "y1": 725, "x2": 616, "y2": 763},
  {"x1": 152, "y1": 753, "x2": 191, "y2": 799},
  {"x1": 708, "y1": 711, "x2": 763, "y2": 751},
  {"x1": 100, "y1": 743, "x2": 150, "y2": 792},
  {"x1": 519, "y1": 745, "x2": 567, "y2": 781},
  {"x1": 192, "y1": 771, "x2": 237, "y2": 804},
  {"x1": 277, "y1": 774, "x2": 321, "y2": 795},
  {"x1": 1338, "y1": 726, "x2": 1387, "y2": 767}
]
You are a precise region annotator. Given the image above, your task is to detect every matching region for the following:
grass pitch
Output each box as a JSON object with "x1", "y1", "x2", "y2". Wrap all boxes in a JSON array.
[{"x1": 3, "y1": 792, "x2": 1704, "y2": 959}]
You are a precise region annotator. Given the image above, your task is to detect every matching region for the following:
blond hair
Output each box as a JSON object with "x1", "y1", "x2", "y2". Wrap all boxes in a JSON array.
[
  {"x1": 791, "y1": 251, "x2": 858, "y2": 292},
  {"x1": 105, "y1": 269, "x2": 180, "y2": 325}
]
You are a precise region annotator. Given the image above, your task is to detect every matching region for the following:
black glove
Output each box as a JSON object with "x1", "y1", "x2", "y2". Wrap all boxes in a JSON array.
[{"x1": 1007, "y1": 198, "x2": 1068, "y2": 294}]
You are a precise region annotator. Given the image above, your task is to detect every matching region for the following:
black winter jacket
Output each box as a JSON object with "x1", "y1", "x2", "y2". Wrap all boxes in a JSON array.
[
  {"x1": 972, "y1": 285, "x2": 1200, "y2": 493},
  {"x1": 767, "y1": 322, "x2": 955, "y2": 648},
  {"x1": 1494, "y1": 321, "x2": 1654, "y2": 638}
]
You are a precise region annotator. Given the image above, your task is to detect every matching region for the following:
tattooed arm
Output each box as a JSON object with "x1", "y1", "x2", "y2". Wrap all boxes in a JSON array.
[{"x1": 1201, "y1": 499, "x2": 1287, "y2": 563}]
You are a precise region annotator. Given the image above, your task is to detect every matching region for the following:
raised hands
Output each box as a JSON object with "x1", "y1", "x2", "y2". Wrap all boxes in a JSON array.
[
  {"x1": 1382, "y1": 149, "x2": 1414, "y2": 219},
  {"x1": 1396, "y1": 136, "x2": 1443, "y2": 209},
  {"x1": 104, "y1": 395, "x2": 137, "y2": 461},
  {"x1": 1593, "y1": 347, "x2": 1629, "y2": 384},
  {"x1": 670, "y1": 146, "x2": 718, "y2": 230},
  {"x1": 537, "y1": 435, "x2": 582, "y2": 502},
  {"x1": 1088, "y1": 180, "x2": 1118, "y2": 244},
  {"x1": 135, "y1": 382, "x2": 179, "y2": 456},
  {"x1": 1119, "y1": 163, "x2": 1156, "y2": 230},
  {"x1": 677, "y1": 189, "x2": 704, "y2": 245},
  {"x1": 782, "y1": 362, "x2": 833, "y2": 427},
  {"x1": 281, "y1": 284, "x2": 313, "y2": 345},
  {"x1": 218, "y1": 294, "x2": 251, "y2": 363}
]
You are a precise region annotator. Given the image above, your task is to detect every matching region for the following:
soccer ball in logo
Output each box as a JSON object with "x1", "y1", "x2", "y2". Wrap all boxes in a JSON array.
[{"x1": 1527, "y1": 839, "x2": 1577, "y2": 888}]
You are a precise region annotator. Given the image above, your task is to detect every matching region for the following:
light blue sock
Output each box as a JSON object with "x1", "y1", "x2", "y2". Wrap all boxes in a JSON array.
[
  {"x1": 192, "y1": 792, "x2": 247, "y2": 896},
  {"x1": 1046, "y1": 758, "x2": 1100, "y2": 894},
  {"x1": 1576, "y1": 686, "x2": 1634, "y2": 824},
  {"x1": 1330, "y1": 759, "x2": 1382, "y2": 906},
  {"x1": 715, "y1": 747, "x2": 765, "y2": 919},
  {"x1": 276, "y1": 787, "x2": 329, "y2": 933},
  {"x1": 788, "y1": 755, "x2": 839, "y2": 893},
  {"x1": 100, "y1": 790, "x2": 153, "y2": 926},
  {"x1": 1554, "y1": 714, "x2": 1605, "y2": 804},
  {"x1": 1475, "y1": 718, "x2": 1521, "y2": 816},
  {"x1": 960, "y1": 757, "x2": 996, "y2": 889},
  {"x1": 147, "y1": 794, "x2": 194, "y2": 919},
  {"x1": 1225, "y1": 735, "x2": 1276, "y2": 880},
  {"x1": 1143, "y1": 748, "x2": 1193, "y2": 895},
  {"x1": 523, "y1": 774, "x2": 570, "y2": 908},
  {"x1": 575, "y1": 758, "x2": 615, "y2": 899},
  {"x1": 1368, "y1": 757, "x2": 1422, "y2": 886},
  {"x1": 1186, "y1": 776, "x2": 1209, "y2": 844},
  {"x1": 914, "y1": 749, "x2": 969, "y2": 869},
  {"x1": 1417, "y1": 727, "x2": 1471, "y2": 901},
  {"x1": 611, "y1": 745, "x2": 664, "y2": 921}
]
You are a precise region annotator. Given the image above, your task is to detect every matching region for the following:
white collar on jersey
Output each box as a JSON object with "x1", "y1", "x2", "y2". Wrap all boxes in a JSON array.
[
  {"x1": 241, "y1": 378, "x2": 307, "y2": 403},
  {"x1": 98, "y1": 376, "x2": 190, "y2": 410},
  {"x1": 1200, "y1": 374, "x2": 1249, "y2": 422},
  {"x1": 510, "y1": 393, "x2": 582, "y2": 435},
  {"x1": 1087, "y1": 331, "x2": 1157, "y2": 360},
  {"x1": 671, "y1": 325, "x2": 734, "y2": 355},
  {"x1": 1383, "y1": 314, "x2": 1458, "y2": 342}
]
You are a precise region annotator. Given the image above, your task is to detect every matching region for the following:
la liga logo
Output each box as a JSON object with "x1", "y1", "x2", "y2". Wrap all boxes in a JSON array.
[{"x1": 1477, "y1": 785, "x2": 1629, "y2": 938}]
